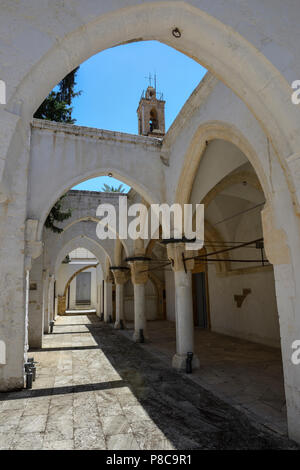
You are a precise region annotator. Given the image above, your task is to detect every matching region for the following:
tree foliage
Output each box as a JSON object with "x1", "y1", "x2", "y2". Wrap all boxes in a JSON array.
[
  {"x1": 44, "y1": 195, "x2": 72, "y2": 234},
  {"x1": 34, "y1": 67, "x2": 81, "y2": 123},
  {"x1": 101, "y1": 183, "x2": 126, "y2": 193}
]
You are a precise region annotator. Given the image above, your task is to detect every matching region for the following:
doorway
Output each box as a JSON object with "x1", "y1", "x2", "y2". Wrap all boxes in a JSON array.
[{"x1": 76, "y1": 271, "x2": 91, "y2": 305}]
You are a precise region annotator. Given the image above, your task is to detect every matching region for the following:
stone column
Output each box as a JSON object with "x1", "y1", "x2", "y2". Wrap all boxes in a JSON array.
[
  {"x1": 112, "y1": 269, "x2": 128, "y2": 329},
  {"x1": 57, "y1": 295, "x2": 66, "y2": 315},
  {"x1": 48, "y1": 275, "x2": 55, "y2": 323},
  {"x1": 28, "y1": 255, "x2": 44, "y2": 348},
  {"x1": 167, "y1": 243, "x2": 199, "y2": 370},
  {"x1": 130, "y1": 260, "x2": 149, "y2": 342},
  {"x1": 0, "y1": 122, "x2": 31, "y2": 392},
  {"x1": 104, "y1": 278, "x2": 113, "y2": 323},
  {"x1": 24, "y1": 265, "x2": 30, "y2": 363},
  {"x1": 43, "y1": 270, "x2": 50, "y2": 334}
]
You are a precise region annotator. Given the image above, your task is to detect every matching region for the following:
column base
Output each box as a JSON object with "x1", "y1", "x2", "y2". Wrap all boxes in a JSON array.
[
  {"x1": 114, "y1": 320, "x2": 126, "y2": 329},
  {"x1": 172, "y1": 353, "x2": 199, "y2": 370},
  {"x1": 0, "y1": 377, "x2": 24, "y2": 392},
  {"x1": 133, "y1": 330, "x2": 148, "y2": 343}
]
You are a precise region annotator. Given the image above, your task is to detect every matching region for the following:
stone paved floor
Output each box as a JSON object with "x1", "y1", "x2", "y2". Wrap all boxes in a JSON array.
[
  {"x1": 121, "y1": 320, "x2": 287, "y2": 436},
  {"x1": 0, "y1": 315, "x2": 297, "y2": 450}
]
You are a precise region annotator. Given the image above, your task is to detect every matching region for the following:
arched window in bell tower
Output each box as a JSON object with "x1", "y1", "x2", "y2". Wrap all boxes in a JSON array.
[{"x1": 149, "y1": 108, "x2": 158, "y2": 132}]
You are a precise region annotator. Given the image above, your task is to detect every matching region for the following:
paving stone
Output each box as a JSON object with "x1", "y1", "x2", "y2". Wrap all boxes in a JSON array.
[
  {"x1": 106, "y1": 432, "x2": 140, "y2": 450},
  {"x1": 23, "y1": 399, "x2": 50, "y2": 416},
  {"x1": 97, "y1": 402, "x2": 124, "y2": 417},
  {"x1": 135, "y1": 432, "x2": 175, "y2": 450},
  {"x1": 73, "y1": 408, "x2": 100, "y2": 428},
  {"x1": 0, "y1": 409, "x2": 23, "y2": 427},
  {"x1": 0, "y1": 431, "x2": 16, "y2": 449},
  {"x1": 123, "y1": 405, "x2": 152, "y2": 423},
  {"x1": 1, "y1": 314, "x2": 298, "y2": 450},
  {"x1": 74, "y1": 426, "x2": 106, "y2": 450},
  {"x1": 101, "y1": 414, "x2": 132, "y2": 436},
  {"x1": 45, "y1": 421, "x2": 74, "y2": 440},
  {"x1": 18, "y1": 414, "x2": 47, "y2": 434},
  {"x1": 43, "y1": 438, "x2": 74, "y2": 450},
  {"x1": 11, "y1": 432, "x2": 44, "y2": 450},
  {"x1": 0, "y1": 399, "x2": 27, "y2": 411}
]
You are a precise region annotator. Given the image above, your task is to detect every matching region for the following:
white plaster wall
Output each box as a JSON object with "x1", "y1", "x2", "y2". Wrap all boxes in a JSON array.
[{"x1": 207, "y1": 264, "x2": 280, "y2": 348}]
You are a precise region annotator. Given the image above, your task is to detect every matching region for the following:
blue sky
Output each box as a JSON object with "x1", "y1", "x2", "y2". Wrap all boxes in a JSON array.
[{"x1": 71, "y1": 40, "x2": 206, "y2": 192}]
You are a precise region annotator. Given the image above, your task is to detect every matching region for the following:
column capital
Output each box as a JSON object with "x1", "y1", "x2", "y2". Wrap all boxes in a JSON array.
[
  {"x1": 129, "y1": 260, "x2": 149, "y2": 285},
  {"x1": 104, "y1": 270, "x2": 114, "y2": 283},
  {"x1": 111, "y1": 268, "x2": 129, "y2": 285},
  {"x1": 25, "y1": 219, "x2": 43, "y2": 263},
  {"x1": 167, "y1": 242, "x2": 196, "y2": 272}
]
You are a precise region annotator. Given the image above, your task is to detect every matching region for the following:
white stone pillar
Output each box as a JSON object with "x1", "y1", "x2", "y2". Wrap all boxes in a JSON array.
[
  {"x1": 133, "y1": 283, "x2": 147, "y2": 341},
  {"x1": 129, "y1": 260, "x2": 149, "y2": 342},
  {"x1": 24, "y1": 266, "x2": 30, "y2": 364},
  {"x1": 172, "y1": 270, "x2": 199, "y2": 368},
  {"x1": 43, "y1": 270, "x2": 50, "y2": 334},
  {"x1": 0, "y1": 121, "x2": 32, "y2": 391},
  {"x1": 28, "y1": 255, "x2": 44, "y2": 348},
  {"x1": 112, "y1": 269, "x2": 128, "y2": 329},
  {"x1": 273, "y1": 263, "x2": 300, "y2": 443},
  {"x1": 104, "y1": 280, "x2": 113, "y2": 323},
  {"x1": 262, "y1": 203, "x2": 300, "y2": 443},
  {"x1": 167, "y1": 243, "x2": 199, "y2": 370},
  {"x1": 47, "y1": 275, "x2": 55, "y2": 323}
]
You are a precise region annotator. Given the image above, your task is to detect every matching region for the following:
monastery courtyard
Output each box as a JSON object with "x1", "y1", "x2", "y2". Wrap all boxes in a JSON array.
[{"x1": 0, "y1": 314, "x2": 297, "y2": 450}]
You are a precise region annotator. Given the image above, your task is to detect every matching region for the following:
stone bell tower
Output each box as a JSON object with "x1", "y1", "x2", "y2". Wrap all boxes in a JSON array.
[{"x1": 137, "y1": 79, "x2": 165, "y2": 137}]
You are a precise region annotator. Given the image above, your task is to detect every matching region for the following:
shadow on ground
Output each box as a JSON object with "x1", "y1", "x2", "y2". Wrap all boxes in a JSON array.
[
  {"x1": 84, "y1": 316, "x2": 297, "y2": 450},
  {"x1": 1, "y1": 314, "x2": 298, "y2": 450}
]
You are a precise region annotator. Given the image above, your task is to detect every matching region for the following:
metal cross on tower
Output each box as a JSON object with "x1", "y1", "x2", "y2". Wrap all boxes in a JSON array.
[
  {"x1": 145, "y1": 72, "x2": 158, "y2": 89},
  {"x1": 145, "y1": 73, "x2": 153, "y2": 87}
]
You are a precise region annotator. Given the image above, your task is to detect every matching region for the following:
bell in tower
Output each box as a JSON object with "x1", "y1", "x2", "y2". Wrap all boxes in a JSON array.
[{"x1": 137, "y1": 77, "x2": 165, "y2": 137}]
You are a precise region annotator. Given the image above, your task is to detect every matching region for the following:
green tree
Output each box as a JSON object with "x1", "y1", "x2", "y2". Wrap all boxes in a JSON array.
[
  {"x1": 101, "y1": 183, "x2": 126, "y2": 193},
  {"x1": 34, "y1": 67, "x2": 81, "y2": 123},
  {"x1": 37, "y1": 68, "x2": 81, "y2": 232},
  {"x1": 44, "y1": 195, "x2": 72, "y2": 234}
]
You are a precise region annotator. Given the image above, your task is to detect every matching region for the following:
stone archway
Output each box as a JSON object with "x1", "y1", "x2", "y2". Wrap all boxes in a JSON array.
[
  {"x1": 1, "y1": 0, "x2": 300, "y2": 442},
  {"x1": 58, "y1": 264, "x2": 99, "y2": 316},
  {"x1": 175, "y1": 121, "x2": 272, "y2": 207},
  {"x1": 182, "y1": 132, "x2": 298, "y2": 439},
  {"x1": 6, "y1": 1, "x2": 300, "y2": 172}
]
